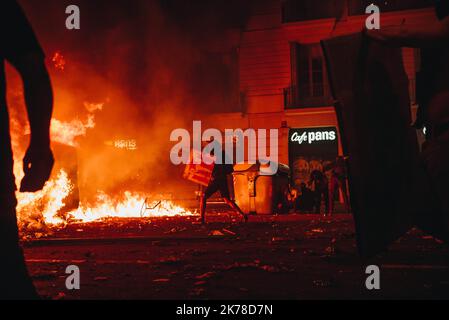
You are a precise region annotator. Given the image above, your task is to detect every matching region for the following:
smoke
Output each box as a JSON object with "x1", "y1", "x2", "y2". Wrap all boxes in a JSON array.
[{"x1": 10, "y1": 0, "x2": 251, "y2": 200}]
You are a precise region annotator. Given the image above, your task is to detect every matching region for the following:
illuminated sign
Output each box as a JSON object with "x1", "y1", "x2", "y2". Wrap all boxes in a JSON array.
[
  {"x1": 105, "y1": 139, "x2": 138, "y2": 150},
  {"x1": 289, "y1": 128, "x2": 337, "y2": 145}
]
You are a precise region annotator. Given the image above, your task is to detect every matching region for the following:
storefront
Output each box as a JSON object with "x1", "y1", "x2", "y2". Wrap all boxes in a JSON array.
[{"x1": 288, "y1": 126, "x2": 339, "y2": 186}]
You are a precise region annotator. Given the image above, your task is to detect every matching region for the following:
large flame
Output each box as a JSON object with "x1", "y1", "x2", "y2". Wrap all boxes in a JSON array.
[
  {"x1": 15, "y1": 114, "x2": 194, "y2": 234},
  {"x1": 69, "y1": 193, "x2": 192, "y2": 223},
  {"x1": 50, "y1": 116, "x2": 95, "y2": 147}
]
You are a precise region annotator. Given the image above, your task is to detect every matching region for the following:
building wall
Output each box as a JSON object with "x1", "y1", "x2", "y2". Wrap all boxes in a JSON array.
[{"x1": 203, "y1": 1, "x2": 436, "y2": 167}]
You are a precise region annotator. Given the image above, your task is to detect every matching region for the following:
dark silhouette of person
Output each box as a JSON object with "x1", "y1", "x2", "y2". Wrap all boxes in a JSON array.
[
  {"x1": 367, "y1": 0, "x2": 449, "y2": 232},
  {"x1": 327, "y1": 156, "x2": 350, "y2": 216},
  {"x1": 297, "y1": 182, "x2": 314, "y2": 213},
  {"x1": 309, "y1": 169, "x2": 329, "y2": 215},
  {"x1": 199, "y1": 142, "x2": 247, "y2": 224},
  {"x1": 1, "y1": 0, "x2": 54, "y2": 299}
]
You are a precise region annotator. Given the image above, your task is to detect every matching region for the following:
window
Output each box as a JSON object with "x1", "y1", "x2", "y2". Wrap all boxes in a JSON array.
[{"x1": 285, "y1": 43, "x2": 332, "y2": 108}]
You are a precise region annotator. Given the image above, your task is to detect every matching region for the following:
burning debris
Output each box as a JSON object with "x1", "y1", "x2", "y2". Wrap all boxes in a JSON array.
[
  {"x1": 51, "y1": 52, "x2": 66, "y2": 71},
  {"x1": 49, "y1": 116, "x2": 95, "y2": 147},
  {"x1": 16, "y1": 169, "x2": 194, "y2": 235},
  {"x1": 13, "y1": 106, "x2": 193, "y2": 235}
]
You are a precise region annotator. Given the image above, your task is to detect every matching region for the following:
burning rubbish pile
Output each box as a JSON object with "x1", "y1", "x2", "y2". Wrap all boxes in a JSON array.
[
  {"x1": 16, "y1": 170, "x2": 193, "y2": 236},
  {"x1": 12, "y1": 101, "x2": 193, "y2": 237}
]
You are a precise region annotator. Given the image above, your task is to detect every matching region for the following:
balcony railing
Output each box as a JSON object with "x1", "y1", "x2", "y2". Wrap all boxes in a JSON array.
[{"x1": 284, "y1": 85, "x2": 333, "y2": 109}]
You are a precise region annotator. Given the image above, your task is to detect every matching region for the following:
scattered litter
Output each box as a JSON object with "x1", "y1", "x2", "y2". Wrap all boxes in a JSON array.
[
  {"x1": 196, "y1": 272, "x2": 216, "y2": 280},
  {"x1": 324, "y1": 246, "x2": 335, "y2": 255},
  {"x1": 153, "y1": 278, "x2": 170, "y2": 283},
  {"x1": 209, "y1": 230, "x2": 225, "y2": 237},
  {"x1": 303, "y1": 249, "x2": 318, "y2": 256},
  {"x1": 218, "y1": 262, "x2": 283, "y2": 273},
  {"x1": 158, "y1": 256, "x2": 185, "y2": 266},
  {"x1": 271, "y1": 237, "x2": 291, "y2": 243},
  {"x1": 222, "y1": 228, "x2": 236, "y2": 236},
  {"x1": 259, "y1": 265, "x2": 279, "y2": 273},
  {"x1": 165, "y1": 227, "x2": 187, "y2": 234}
]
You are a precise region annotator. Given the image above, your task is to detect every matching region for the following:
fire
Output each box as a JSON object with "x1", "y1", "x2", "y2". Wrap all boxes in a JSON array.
[
  {"x1": 15, "y1": 114, "x2": 194, "y2": 234},
  {"x1": 68, "y1": 193, "x2": 192, "y2": 223},
  {"x1": 51, "y1": 51, "x2": 66, "y2": 71},
  {"x1": 16, "y1": 166, "x2": 194, "y2": 232},
  {"x1": 50, "y1": 115, "x2": 95, "y2": 147},
  {"x1": 16, "y1": 169, "x2": 73, "y2": 231}
]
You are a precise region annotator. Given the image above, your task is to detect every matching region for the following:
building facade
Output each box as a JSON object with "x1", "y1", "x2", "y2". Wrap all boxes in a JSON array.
[{"x1": 202, "y1": 0, "x2": 435, "y2": 185}]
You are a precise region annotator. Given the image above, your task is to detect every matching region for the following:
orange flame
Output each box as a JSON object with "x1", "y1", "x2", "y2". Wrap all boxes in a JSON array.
[
  {"x1": 50, "y1": 115, "x2": 95, "y2": 147},
  {"x1": 51, "y1": 52, "x2": 66, "y2": 71},
  {"x1": 15, "y1": 114, "x2": 194, "y2": 233}
]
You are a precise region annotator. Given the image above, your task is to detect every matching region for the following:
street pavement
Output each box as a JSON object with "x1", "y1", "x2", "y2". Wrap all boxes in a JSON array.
[{"x1": 22, "y1": 213, "x2": 449, "y2": 299}]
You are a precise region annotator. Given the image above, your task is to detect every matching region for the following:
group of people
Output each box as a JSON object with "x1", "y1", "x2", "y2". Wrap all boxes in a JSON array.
[{"x1": 288, "y1": 156, "x2": 350, "y2": 216}]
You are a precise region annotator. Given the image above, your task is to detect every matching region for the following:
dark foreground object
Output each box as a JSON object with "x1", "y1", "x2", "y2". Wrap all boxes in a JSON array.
[
  {"x1": 22, "y1": 214, "x2": 449, "y2": 300},
  {"x1": 322, "y1": 33, "x2": 441, "y2": 257}
]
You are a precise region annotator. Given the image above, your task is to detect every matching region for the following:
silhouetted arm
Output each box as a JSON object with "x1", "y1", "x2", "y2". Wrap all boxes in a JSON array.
[
  {"x1": 8, "y1": 52, "x2": 54, "y2": 192},
  {"x1": 9, "y1": 52, "x2": 53, "y2": 147}
]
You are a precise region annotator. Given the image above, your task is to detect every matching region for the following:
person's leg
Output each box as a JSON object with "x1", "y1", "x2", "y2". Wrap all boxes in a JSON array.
[
  {"x1": 218, "y1": 178, "x2": 248, "y2": 222},
  {"x1": 322, "y1": 187, "x2": 329, "y2": 215},
  {"x1": 199, "y1": 194, "x2": 207, "y2": 225},
  {"x1": 0, "y1": 192, "x2": 38, "y2": 299},
  {"x1": 338, "y1": 178, "x2": 351, "y2": 213},
  {"x1": 200, "y1": 182, "x2": 219, "y2": 225},
  {"x1": 328, "y1": 177, "x2": 337, "y2": 216},
  {"x1": 223, "y1": 197, "x2": 248, "y2": 222},
  {"x1": 313, "y1": 191, "x2": 321, "y2": 214}
]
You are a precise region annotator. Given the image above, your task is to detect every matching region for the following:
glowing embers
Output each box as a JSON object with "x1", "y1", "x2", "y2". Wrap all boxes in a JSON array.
[
  {"x1": 16, "y1": 166, "x2": 193, "y2": 231},
  {"x1": 51, "y1": 51, "x2": 66, "y2": 71}
]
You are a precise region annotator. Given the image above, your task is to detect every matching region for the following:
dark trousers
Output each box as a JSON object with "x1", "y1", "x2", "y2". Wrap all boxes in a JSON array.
[
  {"x1": 0, "y1": 192, "x2": 38, "y2": 299},
  {"x1": 200, "y1": 176, "x2": 246, "y2": 224},
  {"x1": 313, "y1": 188, "x2": 329, "y2": 214},
  {"x1": 328, "y1": 176, "x2": 350, "y2": 215}
]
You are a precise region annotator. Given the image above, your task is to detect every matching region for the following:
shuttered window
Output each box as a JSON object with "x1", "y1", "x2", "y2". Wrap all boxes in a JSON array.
[{"x1": 285, "y1": 43, "x2": 332, "y2": 108}]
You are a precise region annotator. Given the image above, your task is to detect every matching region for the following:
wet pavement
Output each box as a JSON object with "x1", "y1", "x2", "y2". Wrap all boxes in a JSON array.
[{"x1": 22, "y1": 213, "x2": 449, "y2": 300}]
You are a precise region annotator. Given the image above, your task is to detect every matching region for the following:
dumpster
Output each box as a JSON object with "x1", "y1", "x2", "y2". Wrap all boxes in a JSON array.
[{"x1": 232, "y1": 162, "x2": 290, "y2": 215}]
